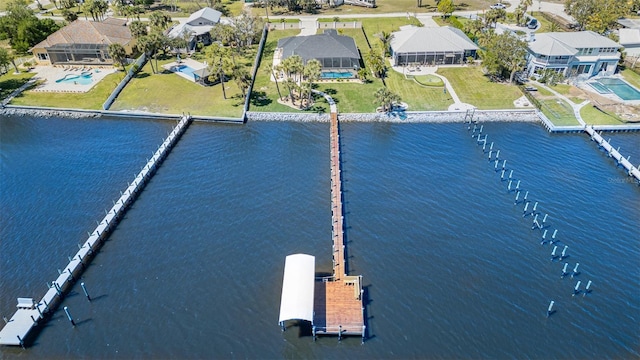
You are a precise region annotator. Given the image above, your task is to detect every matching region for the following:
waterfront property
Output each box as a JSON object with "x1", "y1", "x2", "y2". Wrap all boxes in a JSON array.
[
  {"x1": 389, "y1": 26, "x2": 479, "y2": 66},
  {"x1": 275, "y1": 29, "x2": 361, "y2": 77},
  {"x1": 166, "y1": 7, "x2": 222, "y2": 51},
  {"x1": 30, "y1": 18, "x2": 134, "y2": 67},
  {"x1": 526, "y1": 31, "x2": 621, "y2": 79}
]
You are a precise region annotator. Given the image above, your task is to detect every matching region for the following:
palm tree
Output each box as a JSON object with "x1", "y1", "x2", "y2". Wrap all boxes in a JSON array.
[
  {"x1": 130, "y1": 20, "x2": 148, "y2": 39},
  {"x1": 233, "y1": 65, "x2": 252, "y2": 99},
  {"x1": 374, "y1": 87, "x2": 400, "y2": 113},
  {"x1": 288, "y1": 55, "x2": 304, "y2": 84},
  {"x1": 375, "y1": 31, "x2": 394, "y2": 57},
  {"x1": 107, "y1": 43, "x2": 127, "y2": 71},
  {"x1": 366, "y1": 47, "x2": 386, "y2": 78},
  {"x1": 149, "y1": 11, "x2": 172, "y2": 32},
  {"x1": 302, "y1": 59, "x2": 321, "y2": 106},
  {"x1": 206, "y1": 43, "x2": 231, "y2": 99},
  {"x1": 268, "y1": 64, "x2": 283, "y2": 100}
]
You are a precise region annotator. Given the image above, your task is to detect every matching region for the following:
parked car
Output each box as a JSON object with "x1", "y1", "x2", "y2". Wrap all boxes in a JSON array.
[
  {"x1": 527, "y1": 18, "x2": 538, "y2": 29},
  {"x1": 490, "y1": 3, "x2": 507, "y2": 9}
]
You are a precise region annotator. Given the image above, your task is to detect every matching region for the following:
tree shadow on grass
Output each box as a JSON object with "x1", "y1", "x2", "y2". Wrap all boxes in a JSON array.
[
  {"x1": 133, "y1": 72, "x2": 151, "y2": 79},
  {"x1": 249, "y1": 91, "x2": 272, "y2": 107},
  {"x1": 0, "y1": 78, "x2": 31, "y2": 99}
]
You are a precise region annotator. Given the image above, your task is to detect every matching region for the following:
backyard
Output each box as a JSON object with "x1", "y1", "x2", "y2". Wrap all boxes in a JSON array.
[
  {"x1": 9, "y1": 70, "x2": 125, "y2": 109},
  {"x1": 0, "y1": 71, "x2": 35, "y2": 100},
  {"x1": 110, "y1": 56, "x2": 245, "y2": 118},
  {"x1": 437, "y1": 67, "x2": 524, "y2": 109}
]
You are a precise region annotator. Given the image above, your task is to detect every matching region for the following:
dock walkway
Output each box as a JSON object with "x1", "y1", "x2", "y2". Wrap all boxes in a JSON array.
[
  {"x1": 312, "y1": 95, "x2": 365, "y2": 340},
  {"x1": 585, "y1": 125, "x2": 640, "y2": 184},
  {"x1": 0, "y1": 115, "x2": 192, "y2": 347}
]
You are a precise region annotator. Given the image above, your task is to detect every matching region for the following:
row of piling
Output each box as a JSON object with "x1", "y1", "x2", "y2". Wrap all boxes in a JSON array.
[
  {"x1": 465, "y1": 110, "x2": 594, "y2": 318},
  {"x1": 0, "y1": 115, "x2": 192, "y2": 347}
]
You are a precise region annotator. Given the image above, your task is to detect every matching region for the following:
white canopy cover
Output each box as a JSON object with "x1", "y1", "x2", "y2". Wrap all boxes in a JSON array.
[{"x1": 278, "y1": 254, "x2": 315, "y2": 324}]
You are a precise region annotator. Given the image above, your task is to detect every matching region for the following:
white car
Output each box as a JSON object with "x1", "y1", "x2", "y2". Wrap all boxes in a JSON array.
[{"x1": 490, "y1": 3, "x2": 507, "y2": 10}]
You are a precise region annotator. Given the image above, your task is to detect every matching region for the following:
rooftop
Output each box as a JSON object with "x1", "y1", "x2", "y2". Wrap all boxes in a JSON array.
[
  {"x1": 277, "y1": 29, "x2": 360, "y2": 62},
  {"x1": 31, "y1": 18, "x2": 132, "y2": 50},
  {"x1": 390, "y1": 26, "x2": 479, "y2": 53}
]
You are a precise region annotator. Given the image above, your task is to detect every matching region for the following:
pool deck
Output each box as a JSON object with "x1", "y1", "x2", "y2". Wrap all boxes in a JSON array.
[
  {"x1": 28, "y1": 66, "x2": 117, "y2": 93},
  {"x1": 163, "y1": 59, "x2": 207, "y2": 83}
]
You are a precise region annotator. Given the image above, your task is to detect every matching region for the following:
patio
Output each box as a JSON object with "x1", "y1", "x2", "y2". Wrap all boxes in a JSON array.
[
  {"x1": 27, "y1": 66, "x2": 117, "y2": 93},
  {"x1": 162, "y1": 59, "x2": 209, "y2": 83}
]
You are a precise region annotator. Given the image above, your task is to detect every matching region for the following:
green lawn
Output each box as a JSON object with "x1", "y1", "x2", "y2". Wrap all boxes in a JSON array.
[
  {"x1": 0, "y1": 71, "x2": 35, "y2": 100},
  {"x1": 621, "y1": 68, "x2": 640, "y2": 89},
  {"x1": 437, "y1": 67, "x2": 523, "y2": 109},
  {"x1": 386, "y1": 69, "x2": 451, "y2": 110},
  {"x1": 111, "y1": 57, "x2": 245, "y2": 117},
  {"x1": 414, "y1": 74, "x2": 444, "y2": 87},
  {"x1": 539, "y1": 99, "x2": 580, "y2": 126},
  {"x1": 10, "y1": 71, "x2": 124, "y2": 109},
  {"x1": 580, "y1": 105, "x2": 626, "y2": 126}
]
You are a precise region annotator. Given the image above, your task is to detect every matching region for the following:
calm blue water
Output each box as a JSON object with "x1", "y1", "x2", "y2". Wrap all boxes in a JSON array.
[
  {"x1": 0, "y1": 117, "x2": 638, "y2": 358},
  {"x1": 592, "y1": 78, "x2": 640, "y2": 100},
  {"x1": 321, "y1": 71, "x2": 354, "y2": 79},
  {"x1": 55, "y1": 72, "x2": 93, "y2": 85}
]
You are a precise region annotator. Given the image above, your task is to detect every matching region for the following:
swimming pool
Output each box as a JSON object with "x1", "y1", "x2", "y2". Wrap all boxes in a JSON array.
[
  {"x1": 175, "y1": 64, "x2": 197, "y2": 78},
  {"x1": 321, "y1": 71, "x2": 354, "y2": 79},
  {"x1": 588, "y1": 77, "x2": 640, "y2": 100},
  {"x1": 55, "y1": 72, "x2": 93, "y2": 85}
]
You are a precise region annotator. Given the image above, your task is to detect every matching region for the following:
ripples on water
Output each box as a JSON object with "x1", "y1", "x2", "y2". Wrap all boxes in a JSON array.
[{"x1": 0, "y1": 117, "x2": 638, "y2": 359}]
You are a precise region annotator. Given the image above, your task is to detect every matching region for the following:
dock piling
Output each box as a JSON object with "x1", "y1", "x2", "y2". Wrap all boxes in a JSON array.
[
  {"x1": 551, "y1": 246, "x2": 558, "y2": 260},
  {"x1": 573, "y1": 281, "x2": 582, "y2": 296},
  {"x1": 571, "y1": 263, "x2": 580, "y2": 278},
  {"x1": 514, "y1": 191, "x2": 520, "y2": 204},
  {"x1": 559, "y1": 245, "x2": 568, "y2": 260},
  {"x1": 551, "y1": 229, "x2": 558, "y2": 243},
  {"x1": 547, "y1": 301, "x2": 555, "y2": 317},
  {"x1": 584, "y1": 280, "x2": 592, "y2": 295},
  {"x1": 63, "y1": 307, "x2": 75, "y2": 326},
  {"x1": 80, "y1": 282, "x2": 91, "y2": 301},
  {"x1": 561, "y1": 263, "x2": 569, "y2": 277}
]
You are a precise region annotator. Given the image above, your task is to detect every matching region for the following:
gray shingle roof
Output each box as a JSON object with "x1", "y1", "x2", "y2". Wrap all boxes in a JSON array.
[
  {"x1": 277, "y1": 29, "x2": 360, "y2": 62},
  {"x1": 390, "y1": 26, "x2": 479, "y2": 53}
]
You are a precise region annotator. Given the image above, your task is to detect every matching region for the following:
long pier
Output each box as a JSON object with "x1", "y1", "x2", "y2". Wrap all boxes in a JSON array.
[
  {"x1": 313, "y1": 105, "x2": 365, "y2": 341},
  {"x1": 585, "y1": 126, "x2": 640, "y2": 183},
  {"x1": 0, "y1": 115, "x2": 192, "y2": 347}
]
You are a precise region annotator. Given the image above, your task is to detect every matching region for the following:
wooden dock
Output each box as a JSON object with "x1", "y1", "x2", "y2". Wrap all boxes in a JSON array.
[
  {"x1": 312, "y1": 110, "x2": 365, "y2": 340},
  {"x1": 0, "y1": 115, "x2": 192, "y2": 347},
  {"x1": 585, "y1": 125, "x2": 640, "y2": 184}
]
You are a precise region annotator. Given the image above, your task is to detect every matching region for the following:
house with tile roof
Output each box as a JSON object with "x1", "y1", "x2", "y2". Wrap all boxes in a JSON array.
[
  {"x1": 526, "y1": 31, "x2": 621, "y2": 79},
  {"x1": 167, "y1": 7, "x2": 222, "y2": 51},
  {"x1": 389, "y1": 26, "x2": 478, "y2": 66},
  {"x1": 31, "y1": 18, "x2": 134, "y2": 66},
  {"x1": 276, "y1": 29, "x2": 361, "y2": 76}
]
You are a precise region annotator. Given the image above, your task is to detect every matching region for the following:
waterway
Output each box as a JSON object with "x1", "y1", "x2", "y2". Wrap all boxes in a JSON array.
[{"x1": 0, "y1": 116, "x2": 638, "y2": 359}]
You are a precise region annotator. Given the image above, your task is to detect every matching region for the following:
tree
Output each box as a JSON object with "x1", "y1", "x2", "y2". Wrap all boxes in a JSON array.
[
  {"x1": 0, "y1": 48, "x2": 19, "y2": 74},
  {"x1": 463, "y1": 18, "x2": 484, "y2": 42},
  {"x1": 233, "y1": 64, "x2": 252, "y2": 99},
  {"x1": 149, "y1": 11, "x2": 172, "y2": 32},
  {"x1": 416, "y1": 0, "x2": 422, "y2": 7},
  {"x1": 129, "y1": 21, "x2": 148, "y2": 39},
  {"x1": 484, "y1": 8, "x2": 506, "y2": 28},
  {"x1": 365, "y1": 46, "x2": 386, "y2": 78},
  {"x1": 206, "y1": 42, "x2": 232, "y2": 99},
  {"x1": 61, "y1": 9, "x2": 78, "y2": 22},
  {"x1": 268, "y1": 64, "x2": 283, "y2": 100},
  {"x1": 357, "y1": 67, "x2": 368, "y2": 82},
  {"x1": 0, "y1": 0, "x2": 61, "y2": 54},
  {"x1": 437, "y1": 0, "x2": 455, "y2": 18},
  {"x1": 373, "y1": 87, "x2": 400, "y2": 113},
  {"x1": 565, "y1": 0, "x2": 629, "y2": 33},
  {"x1": 479, "y1": 32, "x2": 528, "y2": 83},
  {"x1": 375, "y1": 31, "x2": 394, "y2": 57},
  {"x1": 108, "y1": 43, "x2": 127, "y2": 71},
  {"x1": 302, "y1": 58, "x2": 321, "y2": 106},
  {"x1": 137, "y1": 33, "x2": 166, "y2": 74}
]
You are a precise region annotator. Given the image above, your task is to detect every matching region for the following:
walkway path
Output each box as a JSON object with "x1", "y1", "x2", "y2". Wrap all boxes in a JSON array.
[{"x1": 532, "y1": 80, "x2": 589, "y2": 126}]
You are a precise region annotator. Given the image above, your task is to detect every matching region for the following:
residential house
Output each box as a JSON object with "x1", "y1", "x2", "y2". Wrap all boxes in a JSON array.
[
  {"x1": 389, "y1": 26, "x2": 479, "y2": 67},
  {"x1": 167, "y1": 7, "x2": 222, "y2": 51},
  {"x1": 31, "y1": 18, "x2": 133, "y2": 66},
  {"x1": 526, "y1": 31, "x2": 621, "y2": 79},
  {"x1": 276, "y1": 29, "x2": 360, "y2": 76},
  {"x1": 619, "y1": 28, "x2": 640, "y2": 57}
]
